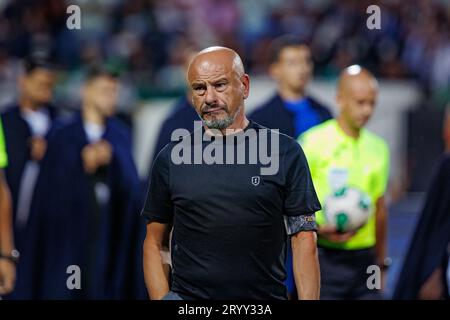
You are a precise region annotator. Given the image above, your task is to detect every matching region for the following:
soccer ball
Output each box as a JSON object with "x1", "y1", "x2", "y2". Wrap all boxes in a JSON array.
[{"x1": 323, "y1": 186, "x2": 372, "y2": 232}]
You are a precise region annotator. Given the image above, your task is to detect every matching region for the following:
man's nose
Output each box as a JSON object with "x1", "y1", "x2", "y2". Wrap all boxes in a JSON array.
[{"x1": 205, "y1": 86, "x2": 218, "y2": 105}]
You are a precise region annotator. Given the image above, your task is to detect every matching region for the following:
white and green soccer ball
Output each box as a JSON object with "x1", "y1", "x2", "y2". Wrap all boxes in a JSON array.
[{"x1": 323, "y1": 186, "x2": 372, "y2": 232}]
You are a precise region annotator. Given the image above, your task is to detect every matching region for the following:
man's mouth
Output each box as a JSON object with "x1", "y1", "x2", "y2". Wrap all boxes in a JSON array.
[
  {"x1": 360, "y1": 115, "x2": 370, "y2": 122},
  {"x1": 357, "y1": 117, "x2": 370, "y2": 126},
  {"x1": 203, "y1": 107, "x2": 226, "y2": 116}
]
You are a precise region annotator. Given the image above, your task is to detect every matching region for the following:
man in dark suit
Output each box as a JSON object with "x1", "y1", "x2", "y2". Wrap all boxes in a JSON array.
[{"x1": 250, "y1": 35, "x2": 332, "y2": 139}]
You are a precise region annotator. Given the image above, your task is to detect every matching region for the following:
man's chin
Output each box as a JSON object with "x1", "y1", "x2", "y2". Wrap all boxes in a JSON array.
[
  {"x1": 290, "y1": 82, "x2": 307, "y2": 93},
  {"x1": 203, "y1": 117, "x2": 234, "y2": 130},
  {"x1": 103, "y1": 110, "x2": 116, "y2": 118},
  {"x1": 358, "y1": 118, "x2": 370, "y2": 128},
  {"x1": 202, "y1": 113, "x2": 227, "y2": 123}
]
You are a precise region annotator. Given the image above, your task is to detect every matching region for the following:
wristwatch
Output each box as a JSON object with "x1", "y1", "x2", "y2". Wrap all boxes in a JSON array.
[{"x1": 0, "y1": 249, "x2": 20, "y2": 264}]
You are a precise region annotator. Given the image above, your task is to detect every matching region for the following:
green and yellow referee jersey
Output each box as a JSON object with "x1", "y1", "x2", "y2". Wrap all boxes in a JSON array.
[
  {"x1": 0, "y1": 119, "x2": 8, "y2": 169},
  {"x1": 298, "y1": 119, "x2": 389, "y2": 250}
]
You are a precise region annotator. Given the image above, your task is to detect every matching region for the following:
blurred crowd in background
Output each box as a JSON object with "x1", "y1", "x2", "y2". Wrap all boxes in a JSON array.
[
  {"x1": 0, "y1": 0, "x2": 449, "y2": 300},
  {"x1": 0, "y1": 0, "x2": 449, "y2": 111}
]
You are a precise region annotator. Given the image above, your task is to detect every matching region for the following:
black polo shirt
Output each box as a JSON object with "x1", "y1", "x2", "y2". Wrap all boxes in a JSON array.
[{"x1": 142, "y1": 121, "x2": 320, "y2": 300}]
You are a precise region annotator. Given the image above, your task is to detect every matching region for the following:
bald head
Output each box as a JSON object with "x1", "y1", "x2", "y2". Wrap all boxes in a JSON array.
[
  {"x1": 336, "y1": 65, "x2": 378, "y2": 131},
  {"x1": 338, "y1": 65, "x2": 378, "y2": 95},
  {"x1": 187, "y1": 46, "x2": 245, "y2": 81}
]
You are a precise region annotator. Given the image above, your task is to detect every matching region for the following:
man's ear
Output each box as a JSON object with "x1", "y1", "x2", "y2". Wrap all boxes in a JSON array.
[{"x1": 242, "y1": 74, "x2": 250, "y2": 100}]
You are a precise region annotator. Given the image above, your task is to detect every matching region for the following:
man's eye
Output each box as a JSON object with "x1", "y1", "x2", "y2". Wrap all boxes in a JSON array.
[
  {"x1": 193, "y1": 87, "x2": 205, "y2": 94},
  {"x1": 215, "y1": 83, "x2": 227, "y2": 90}
]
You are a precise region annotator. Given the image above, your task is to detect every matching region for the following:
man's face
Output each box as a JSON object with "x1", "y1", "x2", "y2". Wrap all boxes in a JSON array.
[
  {"x1": 271, "y1": 46, "x2": 312, "y2": 93},
  {"x1": 188, "y1": 57, "x2": 249, "y2": 130},
  {"x1": 20, "y1": 68, "x2": 56, "y2": 106},
  {"x1": 84, "y1": 76, "x2": 120, "y2": 118},
  {"x1": 338, "y1": 79, "x2": 377, "y2": 130}
]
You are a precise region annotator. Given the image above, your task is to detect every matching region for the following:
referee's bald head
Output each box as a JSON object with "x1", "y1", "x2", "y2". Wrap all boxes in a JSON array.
[
  {"x1": 336, "y1": 65, "x2": 378, "y2": 130},
  {"x1": 338, "y1": 65, "x2": 378, "y2": 95}
]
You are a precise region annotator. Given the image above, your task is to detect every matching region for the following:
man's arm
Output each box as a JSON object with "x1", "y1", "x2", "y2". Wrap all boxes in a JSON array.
[
  {"x1": 0, "y1": 170, "x2": 16, "y2": 295},
  {"x1": 143, "y1": 221, "x2": 172, "y2": 300},
  {"x1": 375, "y1": 195, "x2": 388, "y2": 290},
  {"x1": 375, "y1": 196, "x2": 387, "y2": 268},
  {"x1": 291, "y1": 231, "x2": 320, "y2": 300}
]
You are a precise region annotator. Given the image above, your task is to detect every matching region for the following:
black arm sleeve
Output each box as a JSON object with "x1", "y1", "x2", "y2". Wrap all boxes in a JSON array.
[{"x1": 285, "y1": 214, "x2": 317, "y2": 235}]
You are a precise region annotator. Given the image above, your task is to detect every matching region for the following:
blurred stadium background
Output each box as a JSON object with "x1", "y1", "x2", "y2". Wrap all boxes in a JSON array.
[{"x1": 0, "y1": 0, "x2": 449, "y2": 298}]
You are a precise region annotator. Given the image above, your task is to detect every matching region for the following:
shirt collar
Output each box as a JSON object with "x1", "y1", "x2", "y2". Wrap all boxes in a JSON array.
[{"x1": 332, "y1": 119, "x2": 366, "y2": 146}]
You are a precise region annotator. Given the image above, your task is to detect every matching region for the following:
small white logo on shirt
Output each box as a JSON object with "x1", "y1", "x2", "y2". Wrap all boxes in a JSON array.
[{"x1": 251, "y1": 176, "x2": 260, "y2": 186}]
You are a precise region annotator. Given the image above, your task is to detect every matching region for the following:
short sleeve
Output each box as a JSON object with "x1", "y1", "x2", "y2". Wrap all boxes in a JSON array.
[
  {"x1": 141, "y1": 146, "x2": 173, "y2": 223},
  {"x1": 0, "y1": 120, "x2": 8, "y2": 169},
  {"x1": 283, "y1": 141, "x2": 321, "y2": 217}
]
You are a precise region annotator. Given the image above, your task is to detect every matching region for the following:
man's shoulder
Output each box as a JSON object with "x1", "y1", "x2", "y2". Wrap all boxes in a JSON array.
[
  {"x1": 256, "y1": 123, "x2": 308, "y2": 167},
  {"x1": 301, "y1": 119, "x2": 335, "y2": 142},
  {"x1": 249, "y1": 94, "x2": 283, "y2": 117},
  {"x1": 363, "y1": 129, "x2": 389, "y2": 156},
  {"x1": 156, "y1": 128, "x2": 192, "y2": 157},
  {"x1": 251, "y1": 121, "x2": 297, "y2": 147},
  {"x1": 307, "y1": 96, "x2": 332, "y2": 113},
  {"x1": 34, "y1": 116, "x2": 79, "y2": 156},
  {"x1": 0, "y1": 104, "x2": 20, "y2": 121}
]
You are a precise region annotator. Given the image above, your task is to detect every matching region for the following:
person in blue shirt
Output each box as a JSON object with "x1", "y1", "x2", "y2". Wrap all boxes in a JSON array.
[{"x1": 250, "y1": 35, "x2": 332, "y2": 139}]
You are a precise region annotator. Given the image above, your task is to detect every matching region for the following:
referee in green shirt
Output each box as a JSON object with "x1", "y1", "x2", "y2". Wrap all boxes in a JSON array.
[
  {"x1": 299, "y1": 65, "x2": 390, "y2": 299},
  {"x1": 0, "y1": 119, "x2": 17, "y2": 296}
]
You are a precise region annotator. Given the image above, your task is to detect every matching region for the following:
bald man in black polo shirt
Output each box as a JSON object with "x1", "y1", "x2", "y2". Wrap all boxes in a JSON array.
[{"x1": 142, "y1": 47, "x2": 321, "y2": 300}]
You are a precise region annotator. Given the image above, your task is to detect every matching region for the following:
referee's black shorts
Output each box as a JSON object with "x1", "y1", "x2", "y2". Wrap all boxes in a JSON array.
[{"x1": 319, "y1": 246, "x2": 382, "y2": 300}]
